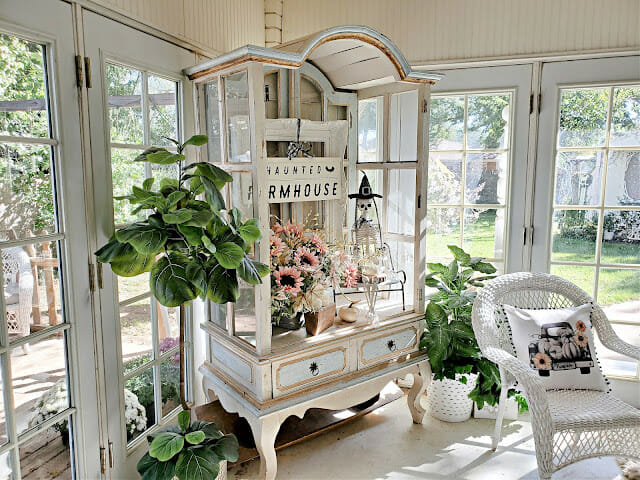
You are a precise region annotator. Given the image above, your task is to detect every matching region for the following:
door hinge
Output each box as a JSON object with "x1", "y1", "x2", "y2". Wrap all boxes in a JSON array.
[
  {"x1": 108, "y1": 441, "x2": 114, "y2": 469},
  {"x1": 537, "y1": 93, "x2": 541, "y2": 114},
  {"x1": 523, "y1": 226, "x2": 534, "y2": 245},
  {"x1": 88, "y1": 263, "x2": 95, "y2": 292},
  {"x1": 529, "y1": 94, "x2": 534, "y2": 114},
  {"x1": 423, "y1": 99, "x2": 429, "y2": 113},
  {"x1": 417, "y1": 194, "x2": 422, "y2": 209},
  {"x1": 84, "y1": 57, "x2": 92, "y2": 88},
  {"x1": 97, "y1": 261, "x2": 104, "y2": 289},
  {"x1": 264, "y1": 84, "x2": 270, "y2": 102},
  {"x1": 75, "y1": 55, "x2": 83, "y2": 88},
  {"x1": 349, "y1": 111, "x2": 352, "y2": 128},
  {"x1": 100, "y1": 446, "x2": 106, "y2": 474}
]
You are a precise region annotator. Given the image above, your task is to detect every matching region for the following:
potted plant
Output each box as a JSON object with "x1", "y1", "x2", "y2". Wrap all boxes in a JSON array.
[
  {"x1": 137, "y1": 410, "x2": 238, "y2": 480},
  {"x1": 603, "y1": 212, "x2": 616, "y2": 241},
  {"x1": 95, "y1": 134, "x2": 267, "y2": 477},
  {"x1": 269, "y1": 221, "x2": 334, "y2": 333},
  {"x1": 420, "y1": 245, "x2": 527, "y2": 422}
]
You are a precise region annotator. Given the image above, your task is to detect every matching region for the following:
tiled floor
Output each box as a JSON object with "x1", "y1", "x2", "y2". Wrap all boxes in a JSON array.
[{"x1": 229, "y1": 390, "x2": 625, "y2": 480}]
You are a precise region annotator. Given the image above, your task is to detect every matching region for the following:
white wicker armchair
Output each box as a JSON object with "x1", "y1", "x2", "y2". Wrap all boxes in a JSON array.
[
  {"x1": 3, "y1": 247, "x2": 33, "y2": 351},
  {"x1": 471, "y1": 272, "x2": 640, "y2": 480}
]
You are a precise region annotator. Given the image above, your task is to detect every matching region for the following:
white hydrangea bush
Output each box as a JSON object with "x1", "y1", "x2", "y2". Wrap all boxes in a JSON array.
[
  {"x1": 29, "y1": 380, "x2": 147, "y2": 440},
  {"x1": 124, "y1": 388, "x2": 147, "y2": 437}
]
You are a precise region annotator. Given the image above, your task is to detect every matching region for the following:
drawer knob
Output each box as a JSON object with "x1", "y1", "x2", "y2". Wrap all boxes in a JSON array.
[
  {"x1": 387, "y1": 340, "x2": 397, "y2": 352},
  {"x1": 309, "y1": 361, "x2": 320, "y2": 376}
]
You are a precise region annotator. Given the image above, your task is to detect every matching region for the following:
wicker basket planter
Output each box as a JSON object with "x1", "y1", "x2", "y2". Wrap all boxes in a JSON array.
[
  {"x1": 305, "y1": 304, "x2": 336, "y2": 336},
  {"x1": 426, "y1": 373, "x2": 477, "y2": 422}
]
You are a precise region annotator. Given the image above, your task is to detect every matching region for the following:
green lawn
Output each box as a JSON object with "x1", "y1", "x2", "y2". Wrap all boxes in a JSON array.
[
  {"x1": 426, "y1": 209, "x2": 498, "y2": 260},
  {"x1": 552, "y1": 236, "x2": 640, "y2": 264}
]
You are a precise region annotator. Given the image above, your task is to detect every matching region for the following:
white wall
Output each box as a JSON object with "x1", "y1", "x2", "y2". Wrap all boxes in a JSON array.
[
  {"x1": 87, "y1": 0, "x2": 265, "y2": 54},
  {"x1": 282, "y1": 0, "x2": 640, "y2": 64}
]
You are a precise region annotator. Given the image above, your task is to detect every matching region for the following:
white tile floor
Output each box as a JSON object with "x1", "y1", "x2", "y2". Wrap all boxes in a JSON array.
[{"x1": 229, "y1": 391, "x2": 625, "y2": 480}]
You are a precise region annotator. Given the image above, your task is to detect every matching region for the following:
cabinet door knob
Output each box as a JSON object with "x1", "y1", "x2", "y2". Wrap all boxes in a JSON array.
[
  {"x1": 309, "y1": 361, "x2": 320, "y2": 376},
  {"x1": 387, "y1": 340, "x2": 397, "y2": 352}
]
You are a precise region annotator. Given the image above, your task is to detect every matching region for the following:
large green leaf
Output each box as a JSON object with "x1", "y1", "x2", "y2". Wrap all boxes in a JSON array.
[
  {"x1": 207, "y1": 264, "x2": 239, "y2": 304},
  {"x1": 423, "y1": 323, "x2": 451, "y2": 372},
  {"x1": 150, "y1": 253, "x2": 198, "y2": 307},
  {"x1": 212, "y1": 434, "x2": 239, "y2": 462},
  {"x1": 185, "y1": 261, "x2": 208, "y2": 299},
  {"x1": 183, "y1": 210, "x2": 214, "y2": 227},
  {"x1": 453, "y1": 342, "x2": 481, "y2": 359},
  {"x1": 162, "y1": 209, "x2": 194, "y2": 225},
  {"x1": 166, "y1": 191, "x2": 186, "y2": 209},
  {"x1": 424, "y1": 301, "x2": 447, "y2": 328},
  {"x1": 187, "y1": 162, "x2": 233, "y2": 190},
  {"x1": 213, "y1": 242, "x2": 244, "y2": 269},
  {"x1": 178, "y1": 225, "x2": 204, "y2": 246},
  {"x1": 178, "y1": 410, "x2": 191, "y2": 432},
  {"x1": 201, "y1": 235, "x2": 217, "y2": 254},
  {"x1": 449, "y1": 320, "x2": 476, "y2": 340},
  {"x1": 149, "y1": 432, "x2": 185, "y2": 462},
  {"x1": 201, "y1": 176, "x2": 226, "y2": 211},
  {"x1": 448, "y1": 245, "x2": 471, "y2": 264},
  {"x1": 175, "y1": 446, "x2": 221, "y2": 480},
  {"x1": 472, "y1": 261, "x2": 497, "y2": 274},
  {"x1": 189, "y1": 421, "x2": 223, "y2": 440},
  {"x1": 137, "y1": 453, "x2": 176, "y2": 480},
  {"x1": 95, "y1": 236, "x2": 124, "y2": 263},
  {"x1": 426, "y1": 262, "x2": 448, "y2": 276},
  {"x1": 476, "y1": 358, "x2": 500, "y2": 386},
  {"x1": 183, "y1": 134, "x2": 209, "y2": 147},
  {"x1": 146, "y1": 150, "x2": 186, "y2": 165},
  {"x1": 101, "y1": 241, "x2": 154, "y2": 277},
  {"x1": 237, "y1": 255, "x2": 269, "y2": 285},
  {"x1": 237, "y1": 218, "x2": 262, "y2": 243},
  {"x1": 185, "y1": 431, "x2": 206, "y2": 445},
  {"x1": 134, "y1": 146, "x2": 165, "y2": 163},
  {"x1": 115, "y1": 223, "x2": 168, "y2": 254}
]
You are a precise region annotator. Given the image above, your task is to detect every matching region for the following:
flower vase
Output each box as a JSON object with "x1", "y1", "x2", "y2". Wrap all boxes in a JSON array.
[
  {"x1": 273, "y1": 311, "x2": 304, "y2": 330},
  {"x1": 304, "y1": 304, "x2": 336, "y2": 336}
]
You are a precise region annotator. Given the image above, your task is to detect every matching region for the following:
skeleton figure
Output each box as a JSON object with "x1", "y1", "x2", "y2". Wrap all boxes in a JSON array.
[
  {"x1": 355, "y1": 198, "x2": 374, "y2": 228},
  {"x1": 349, "y1": 174, "x2": 383, "y2": 258}
]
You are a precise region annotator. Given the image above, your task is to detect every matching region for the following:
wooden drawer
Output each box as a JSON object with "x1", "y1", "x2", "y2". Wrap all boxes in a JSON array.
[
  {"x1": 272, "y1": 344, "x2": 348, "y2": 397},
  {"x1": 357, "y1": 324, "x2": 419, "y2": 369}
]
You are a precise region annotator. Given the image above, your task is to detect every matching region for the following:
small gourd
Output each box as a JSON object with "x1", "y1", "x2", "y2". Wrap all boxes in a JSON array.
[
  {"x1": 537, "y1": 339, "x2": 551, "y2": 354},
  {"x1": 549, "y1": 339, "x2": 561, "y2": 347},
  {"x1": 562, "y1": 341, "x2": 580, "y2": 360},
  {"x1": 549, "y1": 345, "x2": 563, "y2": 360}
]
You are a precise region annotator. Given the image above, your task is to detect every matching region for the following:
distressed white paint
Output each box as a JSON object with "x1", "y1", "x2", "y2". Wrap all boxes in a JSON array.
[{"x1": 282, "y1": 0, "x2": 640, "y2": 63}]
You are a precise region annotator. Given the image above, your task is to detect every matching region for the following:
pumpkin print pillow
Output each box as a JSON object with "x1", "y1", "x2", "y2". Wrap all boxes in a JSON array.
[{"x1": 502, "y1": 303, "x2": 608, "y2": 391}]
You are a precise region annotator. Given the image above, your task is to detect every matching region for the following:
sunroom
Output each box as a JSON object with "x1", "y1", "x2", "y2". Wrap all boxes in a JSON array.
[{"x1": 0, "y1": 1, "x2": 638, "y2": 479}]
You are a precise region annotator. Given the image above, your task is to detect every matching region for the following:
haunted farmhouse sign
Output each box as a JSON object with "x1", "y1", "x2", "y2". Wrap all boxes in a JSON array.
[{"x1": 266, "y1": 157, "x2": 343, "y2": 203}]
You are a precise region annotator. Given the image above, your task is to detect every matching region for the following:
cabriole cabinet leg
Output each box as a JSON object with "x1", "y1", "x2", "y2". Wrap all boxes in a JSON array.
[
  {"x1": 407, "y1": 360, "x2": 432, "y2": 424},
  {"x1": 248, "y1": 415, "x2": 281, "y2": 480}
]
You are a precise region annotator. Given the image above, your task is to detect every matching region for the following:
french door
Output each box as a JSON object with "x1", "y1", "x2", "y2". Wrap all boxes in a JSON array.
[
  {"x1": 82, "y1": 11, "x2": 197, "y2": 478},
  {"x1": 0, "y1": 1, "x2": 101, "y2": 478},
  {"x1": 427, "y1": 64, "x2": 533, "y2": 273},
  {"x1": 531, "y1": 56, "x2": 640, "y2": 386}
]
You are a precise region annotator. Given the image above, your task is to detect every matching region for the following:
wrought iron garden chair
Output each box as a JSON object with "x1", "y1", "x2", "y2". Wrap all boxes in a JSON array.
[{"x1": 471, "y1": 272, "x2": 640, "y2": 479}]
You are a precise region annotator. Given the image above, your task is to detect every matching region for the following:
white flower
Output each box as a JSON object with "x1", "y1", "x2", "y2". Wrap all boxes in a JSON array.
[{"x1": 124, "y1": 389, "x2": 147, "y2": 435}]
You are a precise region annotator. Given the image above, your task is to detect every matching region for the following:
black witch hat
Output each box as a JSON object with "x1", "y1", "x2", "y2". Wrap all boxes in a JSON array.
[{"x1": 349, "y1": 174, "x2": 382, "y2": 199}]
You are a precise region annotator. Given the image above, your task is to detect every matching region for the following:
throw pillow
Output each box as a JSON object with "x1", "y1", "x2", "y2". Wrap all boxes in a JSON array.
[{"x1": 502, "y1": 303, "x2": 607, "y2": 391}]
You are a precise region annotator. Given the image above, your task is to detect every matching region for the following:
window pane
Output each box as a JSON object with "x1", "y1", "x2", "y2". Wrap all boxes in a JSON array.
[
  {"x1": 150, "y1": 162, "x2": 179, "y2": 186},
  {"x1": 465, "y1": 153, "x2": 507, "y2": 205},
  {"x1": 160, "y1": 356, "x2": 180, "y2": 418},
  {"x1": 4, "y1": 240, "x2": 64, "y2": 343},
  {"x1": 209, "y1": 302, "x2": 227, "y2": 330},
  {"x1": 551, "y1": 209, "x2": 598, "y2": 262},
  {"x1": 121, "y1": 297, "x2": 152, "y2": 375},
  {"x1": 11, "y1": 334, "x2": 69, "y2": 435},
  {"x1": 463, "y1": 208, "x2": 503, "y2": 259},
  {"x1": 358, "y1": 97, "x2": 382, "y2": 163},
  {"x1": 117, "y1": 273, "x2": 149, "y2": 305},
  {"x1": 467, "y1": 94, "x2": 510, "y2": 150},
  {"x1": 205, "y1": 80, "x2": 222, "y2": 163},
  {"x1": 426, "y1": 207, "x2": 460, "y2": 260},
  {"x1": 601, "y1": 210, "x2": 640, "y2": 265},
  {"x1": 148, "y1": 75, "x2": 178, "y2": 146},
  {"x1": 389, "y1": 91, "x2": 417, "y2": 162},
  {"x1": 427, "y1": 152, "x2": 461, "y2": 205},
  {"x1": 107, "y1": 64, "x2": 143, "y2": 144},
  {"x1": 230, "y1": 171, "x2": 254, "y2": 220},
  {"x1": 554, "y1": 151, "x2": 603, "y2": 206},
  {"x1": 610, "y1": 86, "x2": 640, "y2": 147},
  {"x1": 558, "y1": 88, "x2": 609, "y2": 148},
  {"x1": 598, "y1": 268, "x2": 640, "y2": 311},
  {"x1": 111, "y1": 148, "x2": 145, "y2": 225},
  {"x1": 300, "y1": 76, "x2": 322, "y2": 121},
  {"x1": 429, "y1": 96, "x2": 464, "y2": 150},
  {"x1": 157, "y1": 306, "x2": 179, "y2": 346},
  {"x1": 0, "y1": 143, "x2": 56, "y2": 237},
  {"x1": 234, "y1": 280, "x2": 256, "y2": 347},
  {"x1": 19, "y1": 422, "x2": 72, "y2": 480},
  {"x1": 605, "y1": 151, "x2": 640, "y2": 206},
  {"x1": 224, "y1": 71, "x2": 250, "y2": 163},
  {"x1": 387, "y1": 239, "x2": 415, "y2": 306},
  {"x1": 0, "y1": 451, "x2": 12, "y2": 478},
  {"x1": 550, "y1": 264, "x2": 595, "y2": 297},
  {"x1": 0, "y1": 365, "x2": 6, "y2": 445},
  {"x1": 387, "y1": 169, "x2": 415, "y2": 235},
  {"x1": 124, "y1": 369, "x2": 153, "y2": 443},
  {"x1": 0, "y1": 34, "x2": 49, "y2": 138}
]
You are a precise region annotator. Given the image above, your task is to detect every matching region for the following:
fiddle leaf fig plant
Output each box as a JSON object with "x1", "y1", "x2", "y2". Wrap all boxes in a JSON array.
[
  {"x1": 420, "y1": 245, "x2": 528, "y2": 411},
  {"x1": 95, "y1": 134, "x2": 269, "y2": 307},
  {"x1": 137, "y1": 410, "x2": 238, "y2": 480}
]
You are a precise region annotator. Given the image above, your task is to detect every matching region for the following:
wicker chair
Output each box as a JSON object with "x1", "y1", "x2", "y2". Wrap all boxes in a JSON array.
[
  {"x1": 3, "y1": 247, "x2": 33, "y2": 352},
  {"x1": 471, "y1": 272, "x2": 640, "y2": 479}
]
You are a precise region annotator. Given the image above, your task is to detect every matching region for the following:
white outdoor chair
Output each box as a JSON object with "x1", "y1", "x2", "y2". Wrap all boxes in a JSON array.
[
  {"x1": 471, "y1": 272, "x2": 640, "y2": 480},
  {"x1": 3, "y1": 247, "x2": 33, "y2": 353}
]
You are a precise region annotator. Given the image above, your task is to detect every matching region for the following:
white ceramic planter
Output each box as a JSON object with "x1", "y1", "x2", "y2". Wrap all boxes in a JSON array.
[
  {"x1": 426, "y1": 374, "x2": 477, "y2": 422},
  {"x1": 473, "y1": 397, "x2": 519, "y2": 420}
]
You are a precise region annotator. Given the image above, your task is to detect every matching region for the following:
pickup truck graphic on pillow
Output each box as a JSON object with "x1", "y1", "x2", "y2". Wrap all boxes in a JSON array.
[{"x1": 528, "y1": 321, "x2": 594, "y2": 376}]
